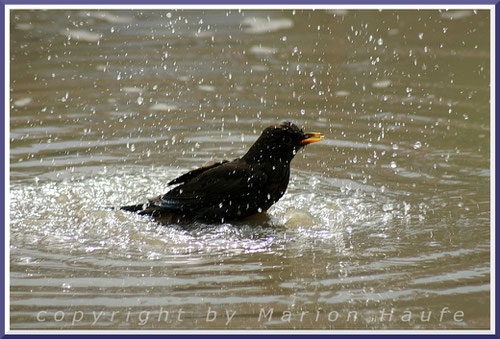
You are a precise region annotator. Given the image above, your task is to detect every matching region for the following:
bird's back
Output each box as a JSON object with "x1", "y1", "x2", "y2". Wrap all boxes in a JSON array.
[{"x1": 138, "y1": 158, "x2": 291, "y2": 222}]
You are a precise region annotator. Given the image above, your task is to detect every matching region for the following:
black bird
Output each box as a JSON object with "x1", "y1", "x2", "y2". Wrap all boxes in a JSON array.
[{"x1": 121, "y1": 121, "x2": 323, "y2": 223}]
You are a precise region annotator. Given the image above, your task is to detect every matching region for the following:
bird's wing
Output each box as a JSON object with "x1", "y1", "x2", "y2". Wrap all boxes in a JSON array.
[
  {"x1": 167, "y1": 160, "x2": 229, "y2": 186},
  {"x1": 158, "y1": 162, "x2": 267, "y2": 212}
]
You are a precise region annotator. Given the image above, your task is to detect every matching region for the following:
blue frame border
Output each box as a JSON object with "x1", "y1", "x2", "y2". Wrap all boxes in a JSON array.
[{"x1": 1, "y1": 0, "x2": 498, "y2": 338}]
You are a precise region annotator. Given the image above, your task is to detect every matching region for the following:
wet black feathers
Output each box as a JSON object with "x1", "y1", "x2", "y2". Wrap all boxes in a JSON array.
[
  {"x1": 120, "y1": 121, "x2": 320, "y2": 223},
  {"x1": 166, "y1": 160, "x2": 229, "y2": 186}
]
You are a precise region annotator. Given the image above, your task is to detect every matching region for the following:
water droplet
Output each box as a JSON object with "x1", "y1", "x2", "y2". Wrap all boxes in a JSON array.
[
  {"x1": 137, "y1": 97, "x2": 144, "y2": 105},
  {"x1": 61, "y1": 92, "x2": 69, "y2": 102},
  {"x1": 403, "y1": 201, "x2": 411, "y2": 214},
  {"x1": 390, "y1": 161, "x2": 397, "y2": 169},
  {"x1": 413, "y1": 141, "x2": 422, "y2": 149}
]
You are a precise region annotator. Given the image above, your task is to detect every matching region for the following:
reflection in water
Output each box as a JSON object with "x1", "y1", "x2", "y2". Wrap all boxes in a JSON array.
[{"x1": 9, "y1": 9, "x2": 490, "y2": 330}]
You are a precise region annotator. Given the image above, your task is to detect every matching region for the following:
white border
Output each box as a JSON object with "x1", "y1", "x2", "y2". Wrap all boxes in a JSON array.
[
  {"x1": 4, "y1": 3, "x2": 496, "y2": 336},
  {"x1": 3, "y1": 4, "x2": 498, "y2": 9}
]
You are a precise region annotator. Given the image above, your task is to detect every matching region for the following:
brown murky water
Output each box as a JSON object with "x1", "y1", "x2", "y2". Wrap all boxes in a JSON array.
[{"x1": 9, "y1": 9, "x2": 491, "y2": 330}]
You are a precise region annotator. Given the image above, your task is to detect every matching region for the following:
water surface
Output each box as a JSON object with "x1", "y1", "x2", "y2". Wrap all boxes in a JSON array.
[{"x1": 9, "y1": 9, "x2": 491, "y2": 330}]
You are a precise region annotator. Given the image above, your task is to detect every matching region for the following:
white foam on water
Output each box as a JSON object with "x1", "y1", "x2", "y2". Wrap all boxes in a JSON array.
[
  {"x1": 198, "y1": 85, "x2": 215, "y2": 92},
  {"x1": 441, "y1": 10, "x2": 473, "y2": 20},
  {"x1": 372, "y1": 80, "x2": 392, "y2": 88},
  {"x1": 242, "y1": 17, "x2": 294, "y2": 34},
  {"x1": 249, "y1": 45, "x2": 278, "y2": 55},
  {"x1": 150, "y1": 103, "x2": 178, "y2": 111},
  {"x1": 13, "y1": 97, "x2": 32, "y2": 107},
  {"x1": 61, "y1": 29, "x2": 102, "y2": 42},
  {"x1": 81, "y1": 11, "x2": 134, "y2": 24}
]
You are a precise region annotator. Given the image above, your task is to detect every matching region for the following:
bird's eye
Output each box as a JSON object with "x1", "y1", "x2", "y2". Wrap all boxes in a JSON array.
[{"x1": 282, "y1": 135, "x2": 292, "y2": 144}]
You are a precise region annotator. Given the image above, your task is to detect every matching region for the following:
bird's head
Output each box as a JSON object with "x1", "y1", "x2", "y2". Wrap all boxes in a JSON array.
[{"x1": 243, "y1": 121, "x2": 324, "y2": 164}]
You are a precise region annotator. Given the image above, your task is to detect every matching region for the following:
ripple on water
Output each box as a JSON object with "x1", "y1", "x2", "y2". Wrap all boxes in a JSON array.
[{"x1": 10, "y1": 166, "x2": 427, "y2": 265}]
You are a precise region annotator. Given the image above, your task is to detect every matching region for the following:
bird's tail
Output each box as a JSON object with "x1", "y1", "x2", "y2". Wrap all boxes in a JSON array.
[
  {"x1": 121, "y1": 203, "x2": 164, "y2": 217},
  {"x1": 120, "y1": 203, "x2": 146, "y2": 213},
  {"x1": 120, "y1": 202, "x2": 188, "y2": 225}
]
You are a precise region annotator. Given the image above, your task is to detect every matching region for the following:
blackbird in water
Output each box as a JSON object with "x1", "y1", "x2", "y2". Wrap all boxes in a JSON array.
[{"x1": 121, "y1": 121, "x2": 323, "y2": 223}]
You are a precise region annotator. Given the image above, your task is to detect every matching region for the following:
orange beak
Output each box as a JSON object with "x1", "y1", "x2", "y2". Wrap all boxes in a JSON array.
[{"x1": 299, "y1": 132, "x2": 324, "y2": 145}]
